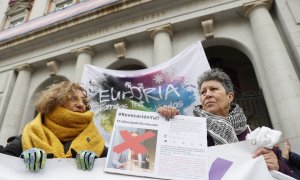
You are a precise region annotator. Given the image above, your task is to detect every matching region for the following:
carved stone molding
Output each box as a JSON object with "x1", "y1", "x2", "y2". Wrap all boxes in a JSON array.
[
  {"x1": 14, "y1": 63, "x2": 33, "y2": 73},
  {"x1": 47, "y1": 59, "x2": 59, "y2": 76},
  {"x1": 6, "y1": 0, "x2": 34, "y2": 16},
  {"x1": 201, "y1": 17, "x2": 214, "y2": 39},
  {"x1": 71, "y1": 45, "x2": 95, "y2": 57},
  {"x1": 147, "y1": 24, "x2": 173, "y2": 39},
  {"x1": 114, "y1": 40, "x2": 126, "y2": 59},
  {"x1": 242, "y1": 0, "x2": 273, "y2": 17}
]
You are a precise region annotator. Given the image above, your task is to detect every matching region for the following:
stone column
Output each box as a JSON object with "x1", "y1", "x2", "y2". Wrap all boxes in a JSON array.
[
  {"x1": 0, "y1": 64, "x2": 33, "y2": 144},
  {"x1": 243, "y1": 0, "x2": 300, "y2": 149},
  {"x1": 72, "y1": 46, "x2": 95, "y2": 83},
  {"x1": 148, "y1": 24, "x2": 173, "y2": 65}
]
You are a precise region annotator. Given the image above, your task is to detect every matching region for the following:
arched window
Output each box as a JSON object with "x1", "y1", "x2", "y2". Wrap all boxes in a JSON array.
[{"x1": 107, "y1": 58, "x2": 147, "y2": 70}]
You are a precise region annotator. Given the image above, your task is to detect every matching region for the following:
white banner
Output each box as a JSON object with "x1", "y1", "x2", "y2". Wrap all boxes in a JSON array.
[
  {"x1": 81, "y1": 41, "x2": 210, "y2": 145},
  {"x1": 0, "y1": 141, "x2": 279, "y2": 180},
  {"x1": 208, "y1": 140, "x2": 274, "y2": 180}
]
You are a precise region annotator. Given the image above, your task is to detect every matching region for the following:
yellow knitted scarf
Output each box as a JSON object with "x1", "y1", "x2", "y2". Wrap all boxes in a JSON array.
[{"x1": 22, "y1": 106, "x2": 104, "y2": 158}]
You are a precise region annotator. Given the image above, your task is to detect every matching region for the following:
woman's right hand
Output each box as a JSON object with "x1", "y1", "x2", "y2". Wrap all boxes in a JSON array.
[
  {"x1": 253, "y1": 147, "x2": 279, "y2": 171},
  {"x1": 157, "y1": 106, "x2": 179, "y2": 120},
  {"x1": 21, "y1": 148, "x2": 46, "y2": 172}
]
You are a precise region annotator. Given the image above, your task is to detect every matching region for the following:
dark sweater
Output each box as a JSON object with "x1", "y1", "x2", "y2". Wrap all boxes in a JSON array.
[{"x1": 281, "y1": 151, "x2": 300, "y2": 179}]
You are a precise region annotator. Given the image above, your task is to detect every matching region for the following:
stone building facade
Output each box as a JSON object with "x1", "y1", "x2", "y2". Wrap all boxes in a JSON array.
[{"x1": 0, "y1": 0, "x2": 299, "y2": 153}]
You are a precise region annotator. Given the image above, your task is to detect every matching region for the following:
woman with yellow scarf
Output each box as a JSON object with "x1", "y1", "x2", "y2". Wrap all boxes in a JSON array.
[{"x1": 2, "y1": 81, "x2": 106, "y2": 172}]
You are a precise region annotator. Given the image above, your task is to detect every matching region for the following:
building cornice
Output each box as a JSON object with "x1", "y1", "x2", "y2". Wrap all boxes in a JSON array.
[
  {"x1": 6, "y1": 0, "x2": 33, "y2": 16},
  {"x1": 0, "y1": 0, "x2": 152, "y2": 50},
  {"x1": 242, "y1": 0, "x2": 273, "y2": 17}
]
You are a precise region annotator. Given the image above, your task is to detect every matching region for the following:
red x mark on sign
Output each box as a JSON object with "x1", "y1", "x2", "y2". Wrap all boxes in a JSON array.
[{"x1": 113, "y1": 130, "x2": 156, "y2": 154}]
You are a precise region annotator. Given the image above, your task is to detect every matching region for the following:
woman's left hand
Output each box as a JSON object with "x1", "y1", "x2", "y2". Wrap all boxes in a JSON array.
[
  {"x1": 76, "y1": 150, "x2": 97, "y2": 171},
  {"x1": 157, "y1": 106, "x2": 179, "y2": 120},
  {"x1": 71, "y1": 148, "x2": 97, "y2": 171},
  {"x1": 253, "y1": 147, "x2": 279, "y2": 171}
]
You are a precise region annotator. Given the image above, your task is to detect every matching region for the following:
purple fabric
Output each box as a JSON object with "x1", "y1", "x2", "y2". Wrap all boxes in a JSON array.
[
  {"x1": 209, "y1": 158, "x2": 233, "y2": 180},
  {"x1": 9, "y1": 0, "x2": 17, "y2": 6}
]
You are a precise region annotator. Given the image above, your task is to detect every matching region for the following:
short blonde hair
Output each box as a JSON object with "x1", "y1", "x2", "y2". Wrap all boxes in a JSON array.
[{"x1": 35, "y1": 81, "x2": 88, "y2": 114}]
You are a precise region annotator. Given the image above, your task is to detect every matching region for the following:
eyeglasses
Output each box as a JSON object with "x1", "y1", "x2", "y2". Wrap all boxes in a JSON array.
[{"x1": 67, "y1": 95, "x2": 91, "y2": 109}]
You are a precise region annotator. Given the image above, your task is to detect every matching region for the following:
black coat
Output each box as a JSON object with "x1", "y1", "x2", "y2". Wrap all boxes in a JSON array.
[
  {"x1": 1, "y1": 135, "x2": 22, "y2": 157},
  {"x1": 1, "y1": 135, "x2": 108, "y2": 158},
  {"x1": 282, "y1": 152, "x2": 300, "y2": 179}
]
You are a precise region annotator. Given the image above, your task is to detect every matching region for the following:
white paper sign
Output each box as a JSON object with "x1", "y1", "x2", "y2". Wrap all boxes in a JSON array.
[{"x1": 104, "y1": 109, "x2": 208, "y2": 180}]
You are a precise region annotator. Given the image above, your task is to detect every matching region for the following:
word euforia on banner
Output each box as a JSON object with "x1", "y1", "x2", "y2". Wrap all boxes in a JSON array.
[{"x1": 81, "y1": 41, "x2": 210, "y2": 145}]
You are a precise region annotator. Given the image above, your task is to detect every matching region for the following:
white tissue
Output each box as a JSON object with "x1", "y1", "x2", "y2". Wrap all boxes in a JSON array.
[{"x1": 246, "y1": 126, "x2": 281, "y2": 149}]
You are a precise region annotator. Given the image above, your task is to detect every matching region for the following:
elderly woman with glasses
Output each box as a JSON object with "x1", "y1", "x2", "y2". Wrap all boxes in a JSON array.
[
  {"x1": 158, "y1": 68, "x2": 293, "y2": 176},
  {"x1": 2, "y1": 81, "x2": 106, "y2": 172}
]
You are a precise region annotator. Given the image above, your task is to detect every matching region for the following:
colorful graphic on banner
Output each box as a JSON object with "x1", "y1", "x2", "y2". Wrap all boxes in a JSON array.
[{"x1": 82, "y1": 42, "x2": 210, "y2": 145}]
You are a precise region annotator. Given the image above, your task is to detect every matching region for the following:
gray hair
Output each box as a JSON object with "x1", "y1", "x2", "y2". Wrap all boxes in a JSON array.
[{"x1": 197, "y1": 68, "x2": 234, "y2": 93}]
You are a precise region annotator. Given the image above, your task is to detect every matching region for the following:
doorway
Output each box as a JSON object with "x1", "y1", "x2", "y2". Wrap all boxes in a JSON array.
[{"x1": 204, "y1": 46, "x2": 272, "y2": 129}]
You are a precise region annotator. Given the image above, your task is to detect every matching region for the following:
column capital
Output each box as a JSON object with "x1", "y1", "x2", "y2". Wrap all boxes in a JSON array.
[
  {"x1": 71, "y1": 46, "x2": 95, "y2": 57},
  {"x1": 14, "y1": 63, "x2": 33, "y2": 73},
  {"x1": 147, "y1": 24, "x2": 173, "y2": 39},
  {"x1": 242, "y1": 0, "x2": 273, "y2": 17}
]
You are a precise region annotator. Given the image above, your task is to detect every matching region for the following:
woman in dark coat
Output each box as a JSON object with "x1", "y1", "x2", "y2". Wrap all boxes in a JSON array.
[{"x1": 158, "y1": 68, "x2": 293, "y2": 177}]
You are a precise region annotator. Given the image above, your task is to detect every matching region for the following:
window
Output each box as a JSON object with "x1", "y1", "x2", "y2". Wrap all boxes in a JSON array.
[
  {"x1": 2, "y1": 1, "x2": 33, "y2": 30},
  {"x1": 46, "y1": 0, "x2": 88, "y2": 13},
  {"x1": 8, "y1": 9, "x2": 26, "y2": 28},
  {"x1": 9, "y1": 17, "x2": 25, "y2": 28},
  {"x1": 54, "y1": 0, "x2": 73, "y2": 11}
]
